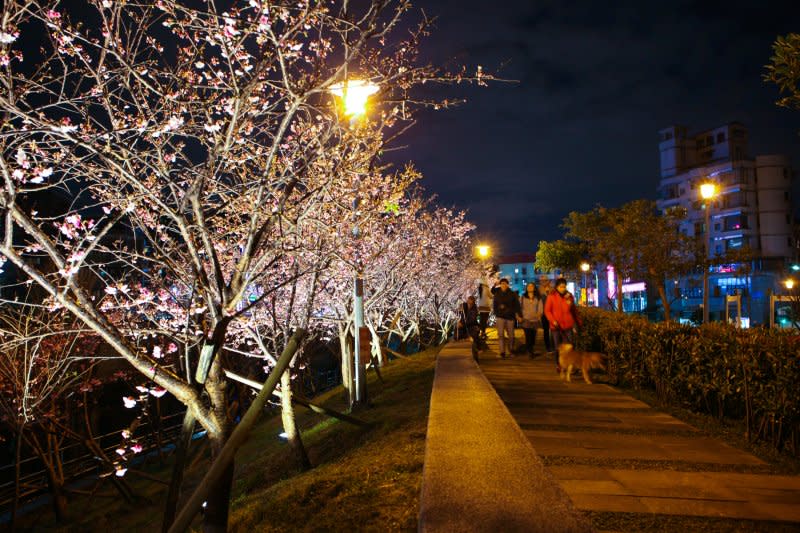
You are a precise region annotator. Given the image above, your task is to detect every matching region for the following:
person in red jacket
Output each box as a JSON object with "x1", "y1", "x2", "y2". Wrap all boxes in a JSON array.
[{"x1": 544, "y1": 277, "x2": 582, "y2": 371}]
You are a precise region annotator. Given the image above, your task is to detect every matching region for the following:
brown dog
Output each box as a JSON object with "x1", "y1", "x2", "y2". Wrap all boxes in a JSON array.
[{"x1": 557, "y1": 343, "x2": 607, "y2": 384}]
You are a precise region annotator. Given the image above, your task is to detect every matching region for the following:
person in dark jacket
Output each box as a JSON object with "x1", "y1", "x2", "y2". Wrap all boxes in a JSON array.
[
  {"x1": 492, "y1": 278, "x2": 520, "y2": 358},
  {"x1": 459, "y1": 296, "x2": 481, "y2": 360}
]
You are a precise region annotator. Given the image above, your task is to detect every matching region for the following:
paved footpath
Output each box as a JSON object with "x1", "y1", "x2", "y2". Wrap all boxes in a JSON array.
[{"x1": 478, "y1": 330, "x2": 800, "y2": 531}]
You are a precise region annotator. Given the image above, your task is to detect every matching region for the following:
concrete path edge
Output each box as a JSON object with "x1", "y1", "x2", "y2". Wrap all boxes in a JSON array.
[{"x1": 418, "y1": 341, "x2": 594, "y2": 532}]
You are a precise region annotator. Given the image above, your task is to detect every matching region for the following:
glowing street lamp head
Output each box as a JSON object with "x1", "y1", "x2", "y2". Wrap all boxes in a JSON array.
[
  {"x1": 476, "y1": 245, "x2": 490, "y2": 258},
  {"x1": 329, "y1": 79, "x2": 379, "y2": 117},
  {"x1": 580, "y1": 262, "x2": 591, "y2": 272},
  {"x1": 700, "y1": 182, "x2": 717, "y2": 200},
  {"x1": 785, "y1": 279, "x2": 795, "y2": 290}
]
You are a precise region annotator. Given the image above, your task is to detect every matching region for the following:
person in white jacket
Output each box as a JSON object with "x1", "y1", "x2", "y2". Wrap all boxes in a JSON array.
[{"x1": 518, "y1": 282, "x2": 544, "y2": 356}]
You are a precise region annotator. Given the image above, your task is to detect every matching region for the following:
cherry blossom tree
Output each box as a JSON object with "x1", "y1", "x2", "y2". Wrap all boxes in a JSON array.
[
  {"x1": 0, "y1": 305, "x2": 136, "y2": 524},
  {"x1": 0, "y1": 0, "x2": 490, "y2": 529}
]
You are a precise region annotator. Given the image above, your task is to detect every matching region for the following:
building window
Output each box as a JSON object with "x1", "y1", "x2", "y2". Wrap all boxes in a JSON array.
[
  {"x1": 715, "y1": 245, "x2": 723, "y2": 255},
  {"x1": 784, "y1": 168, "x2": 789, "y2": 180},
  {"x1": 717, "y1": 132, "x2": 725, "y2": 143},
  {"x1": 789, "y1": 237, "x2": 794, "y2": 247},
  {"x1": 787, "y1": 214, "x2": 791, "y2": 225},
  {"x1": 734, "y1": 147, "x2": 743, "y2": 160},
  {"x1": 785, "y1": 191, "x2": 790, "y2": 201},
  {"x1": 706, "y1": 135, "x2": 713, "y2": 146},
  {"x1": 726, "y1": 238, "x2": 743, "y2": 250},
  {"x1": 714, "y1": 223, "x2": 721, "y2": 231},
  {"x1": 521, "y1": 267, "x2": 527, "y2": 275}
]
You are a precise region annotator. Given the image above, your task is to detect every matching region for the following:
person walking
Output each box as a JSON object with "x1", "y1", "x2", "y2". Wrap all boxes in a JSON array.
[
  {"x1": 519, "y1": 282, "x2": 543, "y2": 356},
  {"x1": 476, "y1": 279, "x2": 493, "y2": 341},
  {"x1": 544, "y1": 277, "x2": 581, "y2": 371},
  {"x1": 539, "y1": 279, "x2": 554, "y2": 353},
  {"x1": 492, "y1": 278, "x2": 520, "y2": 358},
  {"x1": 459, "y1": 296, "x2": 481, "y2": 360}
]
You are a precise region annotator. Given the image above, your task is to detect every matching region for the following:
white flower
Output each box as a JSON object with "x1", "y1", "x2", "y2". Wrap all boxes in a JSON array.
[
  {"x1": 204, "y1": 123, "x2": 222, "y2": 133},
  {"x1": 16, "y1": 148, "x2": 29, "y2": 168},
  {"x1": 166, "y1": 115, "x2": 183, "y2": 130},
  {"x1": 115, "y1": 467, "x2": 127, "y2": 477},
  {"x1": 0, "y1": 32, "x2": 17, "y2": 44},
  {"x1": 122, "y1": 396, "x2": 137, "y2": 408},
  {"x1": 149, "y1": 387, "x2": 167, "y2": 398},
  {"x1": 104, "y1": 286, "x2": 118, "y2": 295},
  {"x1": 195, "y1": 61, "x2": 205, "y2": 69},
  {"x1": 152, "y1": 345, "x2": 163, "y2": 359}
]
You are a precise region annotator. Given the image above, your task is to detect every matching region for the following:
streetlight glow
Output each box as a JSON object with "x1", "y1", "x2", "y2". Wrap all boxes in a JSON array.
[
  {"x1": 785, "y1": 279, "x2": 795, "y2": 290},
  {"x1": 329, "y1": 79, "x2": 379, "y2": 117},
  {"x1": 580, "y1": 262, "x2": 591, "y2": 272},
  {"x1": 476, "y1": 245, "x2": 490, "y2": 258},
  {"x1": 700, "y1": 182, "x2": 717, "y2": 200}
]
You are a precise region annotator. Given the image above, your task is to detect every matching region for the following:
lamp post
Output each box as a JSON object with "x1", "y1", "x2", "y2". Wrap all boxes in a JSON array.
[
  {"x1": 785, "y1": 279, "x2": 795, "y2": 291},
  {"x1": 580, "y1": 262, "x2": 590, "y2": 305},
  {"x1": 700, "y1": 182, "x2": 717, "y2": 324},
  {"x1": 330, "y1": 79, "x2": 379, "y2": 407},
  {"x1": 476, "y1": 245, "x2": 490, "y2": 260}
]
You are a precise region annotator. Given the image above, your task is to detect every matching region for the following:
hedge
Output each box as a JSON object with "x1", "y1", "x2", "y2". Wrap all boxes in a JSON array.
[{"x1": 576, "y1": 308, "x2": 800, "y2": 455}]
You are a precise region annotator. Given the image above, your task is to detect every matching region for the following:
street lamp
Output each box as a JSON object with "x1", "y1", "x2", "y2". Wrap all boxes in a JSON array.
[
  {"x1": 476, "y1": 245, "x2": 490, "y2": 259},
  {"x1": 580, "y1": 262, "x2": 590, "y2": 306},
  {"x1": 329, "y1": 78, "x2": 379, "y2": 407},
  {"x1": 329, "y1": 79, "x2": 379, "y2": 118},
  {"x1": 785, "y1": 279, "x2": 795, "y2": 290},
  {"x1": 700, "y1": 182, "x2": 717, "y2": 324}
]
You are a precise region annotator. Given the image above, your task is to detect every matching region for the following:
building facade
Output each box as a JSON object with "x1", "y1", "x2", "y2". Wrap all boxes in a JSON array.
[
  {"x1": 496, "y1": 253, "x2": 537, "y2": 295},
  {"x1": 656, "y1": 123, "x2": 795, "y2": 324}
]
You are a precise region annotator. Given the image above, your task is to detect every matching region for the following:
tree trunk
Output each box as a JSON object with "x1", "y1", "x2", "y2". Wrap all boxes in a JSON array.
[
  {"x1": 280, "y1": 370, "x2": 311, "y2": 470},
  {"x1": 161, "y1": 409, "x2": 196, "y2": 532},
  {"x1": 338, "y1": 322, "x2": 354, "y2": 405},
  {"x1": 168, "y1": 330, "x2": 306, "y2": 533},
  {"x1": 44, "y1": 461, "x2": 68, "y2": 523},
  {"x1": 657, "y1": 282, "x2": 671, "y2": 322},
  {"x1": 616, "y1": 270, "x2": 624, "y2": 313},
  {"x1": 202, "y1": 433, "x2": 235, "y2": 533},
  {"x1": 201, "y1": 358, "x2": 234, "y2": 533},
  {"x1": 366, "y1": 320, "x2": 385, "y2": 367}
]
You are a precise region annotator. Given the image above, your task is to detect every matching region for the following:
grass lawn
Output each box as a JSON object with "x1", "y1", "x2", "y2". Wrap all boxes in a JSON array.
[{"x1": 12, "y1": 346, "x2": 440, "y2": 532}]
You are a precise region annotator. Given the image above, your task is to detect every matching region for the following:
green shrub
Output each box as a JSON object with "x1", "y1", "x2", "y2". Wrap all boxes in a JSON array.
[{"x1": 576, "y1": 308, "x2": 800, "y2": 455}]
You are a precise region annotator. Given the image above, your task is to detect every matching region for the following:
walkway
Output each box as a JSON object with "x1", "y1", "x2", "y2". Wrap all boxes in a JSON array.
[
  {"x1": 418, "y1": 339, "x2": 592, "y2": 532},
  {"x1": 478, "y1": 330, "x2": 800, "y2": 530}
]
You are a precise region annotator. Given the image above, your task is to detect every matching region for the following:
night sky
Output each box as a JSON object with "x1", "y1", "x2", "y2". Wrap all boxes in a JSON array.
[{"x1": 393, "y1": 1, "x2": 800, "y2": 257}]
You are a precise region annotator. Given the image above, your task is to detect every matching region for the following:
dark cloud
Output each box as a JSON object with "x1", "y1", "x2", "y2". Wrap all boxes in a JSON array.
[{"x1": 390, "y1": 1, "x2": 800, "y2": 256}]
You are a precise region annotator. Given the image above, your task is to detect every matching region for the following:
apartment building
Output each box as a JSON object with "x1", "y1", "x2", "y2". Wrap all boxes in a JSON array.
[{"x1": 656, "y1": 123, "x2": 794, "y2": 324}]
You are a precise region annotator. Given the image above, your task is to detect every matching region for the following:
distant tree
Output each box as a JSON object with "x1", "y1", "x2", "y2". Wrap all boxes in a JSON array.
[
  {"x1": 534, "y1": 240, "x2": 585, "y2": 275},
  {"x1": 765, "y1": 33, "x2": 800, "y2": 111},
  {"x1": 564, "y1": 200, "x2": 696, "y2": 320}
]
